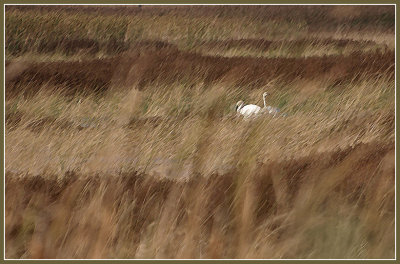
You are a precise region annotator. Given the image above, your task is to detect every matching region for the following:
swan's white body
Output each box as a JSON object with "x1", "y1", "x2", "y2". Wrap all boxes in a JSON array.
[
  {"x1": 236, "y1": 92, "x2": 282, "y2": 118},
  {"x1": 236, "y1": 103, "x2": 262, "y2": 118}
]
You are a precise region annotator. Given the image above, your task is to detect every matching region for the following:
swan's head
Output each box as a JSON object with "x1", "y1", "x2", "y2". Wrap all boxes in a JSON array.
[
  {"x1": 235, "y1": 100, "x2": 244, "y2": 112},
  {"x1": 263, "y1": 92, "x2": 269, "y2": 97}
]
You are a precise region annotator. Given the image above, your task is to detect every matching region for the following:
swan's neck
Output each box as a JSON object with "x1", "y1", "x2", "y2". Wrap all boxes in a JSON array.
[
  {"x1": 263, "y1": 96, "x2": 267, "y2": 108},
  {"x1": 236, "y1": 103, "x2": 244, "y2": 112}
]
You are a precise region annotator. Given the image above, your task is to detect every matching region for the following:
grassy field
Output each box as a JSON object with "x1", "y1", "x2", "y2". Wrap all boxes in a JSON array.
[{"x1": 5, "y1": 5, "x2": 395, "y2": 259}]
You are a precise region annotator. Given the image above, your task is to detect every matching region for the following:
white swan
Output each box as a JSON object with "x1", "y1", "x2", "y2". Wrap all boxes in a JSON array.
[
  {"x1": 236, "y1": 92, "x2": 284, "y2": 119},
  {"x1": 235, "y1": 100, "x2": 262, "y2": 118}
]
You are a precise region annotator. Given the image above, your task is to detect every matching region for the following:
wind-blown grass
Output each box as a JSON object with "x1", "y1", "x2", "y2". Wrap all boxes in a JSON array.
[{"x1": 5, "y1": 5, "x2": 395, "y2": 259}]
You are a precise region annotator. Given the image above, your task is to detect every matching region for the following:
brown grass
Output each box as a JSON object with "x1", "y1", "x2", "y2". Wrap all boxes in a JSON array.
[
  {"x1": 5, "y1": 5, "x2": 395, "y2": 259},
  {"x1": 5, "y1": 142, "x2": 394, "y2": 258},
  {"x1": 6, "y1": 47, "x2": 394, "y2": 97}
]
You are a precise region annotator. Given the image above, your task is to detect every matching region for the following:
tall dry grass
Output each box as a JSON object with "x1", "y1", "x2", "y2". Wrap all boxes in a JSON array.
[
  {"x1": 5, "y1": 5, "x2": 395, "y2": 259},
  {"x1": 5, "y1": 5, "x2": 395, "y2": 59},
  {"x1": 5, "y1": 73, "x2": 395, "y2": 258}
]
